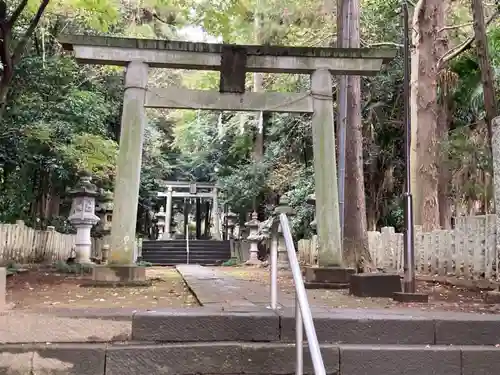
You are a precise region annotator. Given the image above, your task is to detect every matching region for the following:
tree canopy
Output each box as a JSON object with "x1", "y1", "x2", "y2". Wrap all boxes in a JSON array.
[{"x1": 0, "y1": 0, "x2": 498, "y2": 249}]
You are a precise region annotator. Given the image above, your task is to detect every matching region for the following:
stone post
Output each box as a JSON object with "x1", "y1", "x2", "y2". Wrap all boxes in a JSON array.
[
  {"x1": 170, "y1": 219, "x2": 177, "y2": 239},
  {"x1": 275, "y1": 194, "x2": 295, "y2": 269},
  {"x1": 310, "y1": 69, "x2": 342, "y2": 266},
  {"x1": 156, "y1": 206, "x2": 166, "y2": 240},
  {"x1": 307, "y1": 193, "x2": 317, "y2": 235},
  {"x1": 109, "y1": 60, "x2": 148, "y2": 264},
  {"x1": 165, "y1": 187, "x2": 173, "y2": 239},
  {"x1": 245, "y1": 212, "x2": 261, "y2": 265},
  {"x1": 226, "y1": 211, "x2": 238, "y2": 239},
  {"x1": 68, "y1": 172, "x2": 100, "y2": 264},
  {"x1": 212, "y1": 187, "x2": 221, "y2": 240},
  {"x1": 96, "y1": 191, "x2": 114, "y2": 234},
  {"x1": 101, "y1": 244, "x2": 110, "y2": 264}
]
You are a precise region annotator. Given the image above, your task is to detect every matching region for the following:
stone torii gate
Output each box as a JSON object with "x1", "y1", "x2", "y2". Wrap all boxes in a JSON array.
[
  {"x1": 157, "y1": 181, "x2": 220, "y2": 240},
  {"x1": 59, "y1": 35, "x2": 395, "y2": 281}
]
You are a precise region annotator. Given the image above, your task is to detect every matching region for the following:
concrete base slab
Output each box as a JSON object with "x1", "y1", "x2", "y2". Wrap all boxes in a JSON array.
[
  {"x1": 393, "y1": 292, "x2": 429, "y2": 303},
  {"x1": 304, "y1": 266, "x2": 355, "y2": 289},
  {"x1": 349, "y1": 273, "x2": 402, "y2": 297},
  {"x1": 484, "y1": 290, "x2": 500, "y2": 304},
  {"x1": 82, "y1": 265, "x2": 151, "y2": 287}
]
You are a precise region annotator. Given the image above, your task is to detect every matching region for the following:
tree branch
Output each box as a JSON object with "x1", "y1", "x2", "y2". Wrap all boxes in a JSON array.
[
  {"x1": 12, "y1": 0, "x2": 50, "y2": 65},
  {"x1": 437, "y1": 10, "x2": 499, "y2": 70},
  {"x1": 0, "y1": 26, "x2": 10, "y2": 71},
  {"x1": 152, "y1": 12, "x2": 175, "y2": 25},
  {"x1": 438, "y1": 22, "x2": 474, "y2": 33},
  {"x1": 366, "y1": 42, "x2": 403, "y2": 48},
  {"x1": 8, "y1": 0, "x2": 29, "y2": 26}
]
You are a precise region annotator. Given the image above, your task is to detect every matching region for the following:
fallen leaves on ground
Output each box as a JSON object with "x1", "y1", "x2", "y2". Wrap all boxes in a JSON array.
[{"x1": 6, "y1": 267, "x2": 199, "y2": 310}]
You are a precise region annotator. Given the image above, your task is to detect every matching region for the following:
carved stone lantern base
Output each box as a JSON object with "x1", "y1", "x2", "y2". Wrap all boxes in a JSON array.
[{"x1": 245, "y1": 236, "x2": 262, "y2": 266}]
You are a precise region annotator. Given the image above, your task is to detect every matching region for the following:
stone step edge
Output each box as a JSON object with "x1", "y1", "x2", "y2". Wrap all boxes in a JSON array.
[
  {"x1": 131, "y1": 309, "x2": 500, "y2": 346},
  {"x1": 1, "y1": 342, "x2": 498, "y2": 375},
  {"x1": 2, "y1": 342, "x2": 499, "y2": 350}
]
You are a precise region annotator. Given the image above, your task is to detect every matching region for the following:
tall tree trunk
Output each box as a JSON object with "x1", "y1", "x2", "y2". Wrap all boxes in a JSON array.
[
  {"x1": 471, "y1": 0, "x2": 497, "y2": 153},
  {"x1": 338, "y1": 0, "x2": 372, "y2": 269},
  {"x1": 437, "y1": 98, "x2": 452, "y2": 229},
  {"x1": 411, "y1": 0, "x2": 445, "y2": 231},
  {"x1": 437, "y1": 7, "x2": 452, "y2": 229}
]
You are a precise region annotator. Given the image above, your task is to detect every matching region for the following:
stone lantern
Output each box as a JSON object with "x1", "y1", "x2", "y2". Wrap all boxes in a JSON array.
[
  {"x1": 68, "y1": 172, "x2": 100, "y2": 264},
  {"x1": 170, "y1": 217, "x2": 177, "y2": 239},
  {"x1": 274, "y1": 194, "x2": 295, "y2": 269},
  {"x1": 245, "y1": 211, "x2": 261, "y2": 265},
  {"x1": 226, "y1": 211, "x2": 238, "y2": 239},
  {"x1": 306, "y1": 193, "x2": 317, "y2": 235},
  {"x1": 155, "y1": 206, "x2": 166, "y2": 240},
  {"x1": 95, "y1": 190, "x2": 114, "y2": 236}
]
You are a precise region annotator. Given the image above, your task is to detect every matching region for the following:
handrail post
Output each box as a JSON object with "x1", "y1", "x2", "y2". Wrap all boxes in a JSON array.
[
  {"x1": 269, "y1": 221, "x2": 279, "y2": 310},
  {"x1": 295, "y1": 293, "x2": 303, "y2": 375},
  {"x1": 186, "y1": 224, "x2": 190, "y2": 264},
  {"x1": 279, "y1": 214, "x2": 326, "y2": 375}
]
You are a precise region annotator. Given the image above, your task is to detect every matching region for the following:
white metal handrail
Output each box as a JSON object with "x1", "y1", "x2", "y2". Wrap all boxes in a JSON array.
[
  {"x1": 186, "y1": 224, "x2": 190, "y2": 264},
  {"x1": 269, "y1": 213, "x2": 326, "y2": 375}
]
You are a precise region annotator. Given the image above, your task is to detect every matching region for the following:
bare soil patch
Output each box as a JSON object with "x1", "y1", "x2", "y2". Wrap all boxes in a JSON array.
[
  {"x1": 6, "y1": 267, "x2": 198, "y2": 310},
  {"x1": 215, "y1": 267, "x2": 500, "y2": 314}
]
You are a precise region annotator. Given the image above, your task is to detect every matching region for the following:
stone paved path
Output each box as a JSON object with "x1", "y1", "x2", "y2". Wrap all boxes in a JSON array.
[
  {"x1": 177, "y1": 264, "x2": 299, "y2": 310},
  {"x1": 0, "y1": 311, "x2": 131, "y2": 344}
]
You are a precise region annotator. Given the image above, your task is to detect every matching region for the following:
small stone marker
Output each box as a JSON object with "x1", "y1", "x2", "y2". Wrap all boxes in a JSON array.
[
  {"x1": 0, "y1": 267, "x2": 6, "y2": 310},
  {"x1": 349, "y1": 273, "x2": 402, "y2": 298},
  {"x1": 484, "y1": 290, "x2": 500, "y2": 304}
]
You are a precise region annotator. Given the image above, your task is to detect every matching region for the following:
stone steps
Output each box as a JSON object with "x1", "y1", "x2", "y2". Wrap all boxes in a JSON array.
[
  {"x1": 2, "y1": 342, "x2": 499, "y2": 375},
  {"x1": 143, "y1": 240, "x2": 229, "y2": 248},
  {"x1": 131, "y1": 308, "x2": 500, "y2": 346},
  {"x1": 141, "y1": 240, "x2": 231, "y2": 265}
]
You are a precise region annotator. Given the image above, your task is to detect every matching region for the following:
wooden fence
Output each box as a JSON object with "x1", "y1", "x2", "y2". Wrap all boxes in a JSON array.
[
  {"x1": 0, "y1": 221, "x2": 107, "y2": 265},
  {"x1": 298, "y1": 215, "x2": 500, "y2": 281}
]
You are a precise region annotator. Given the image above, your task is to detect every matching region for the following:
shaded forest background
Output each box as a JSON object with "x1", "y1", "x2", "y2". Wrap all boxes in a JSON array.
[{"x1": 0, "y1": 0, "x2": 498, "y2": 266}]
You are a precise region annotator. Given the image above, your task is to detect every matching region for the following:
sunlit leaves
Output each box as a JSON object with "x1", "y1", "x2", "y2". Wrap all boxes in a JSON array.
[{"x1": 61, "y1": 133, "x2": 118, "y2": 180}]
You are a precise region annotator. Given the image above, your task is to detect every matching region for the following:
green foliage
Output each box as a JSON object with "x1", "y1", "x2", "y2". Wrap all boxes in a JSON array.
[
  {"x1": 1, "y1": 0, "x2": 497, "y2": 239},
  {"x1": 0, "y1": 54, "x2": 121, "y2": 223},
  {"x1": 60, "y1": 133, "x2": 118, "y2": 182},
  {"x1": 54, "y1": 260, "x2": 93, "y2": 274},
  {"x1": 222, "y1": 258, "x2": 240, "y2": 266},
  {"x1": 136, "y1": 260, "x2": 153, "y2": 267}
]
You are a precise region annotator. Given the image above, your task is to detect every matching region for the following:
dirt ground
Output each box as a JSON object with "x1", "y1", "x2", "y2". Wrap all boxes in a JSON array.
[
  {"x1": 215, "y1": 266, "x2": 500, "y2": 314},
  {"x1": 6, "y1": 267, "x2": 199, "y2": 310},
  {"x1": 6, "y1": 265, "x2": 500, "y2": 314}
]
